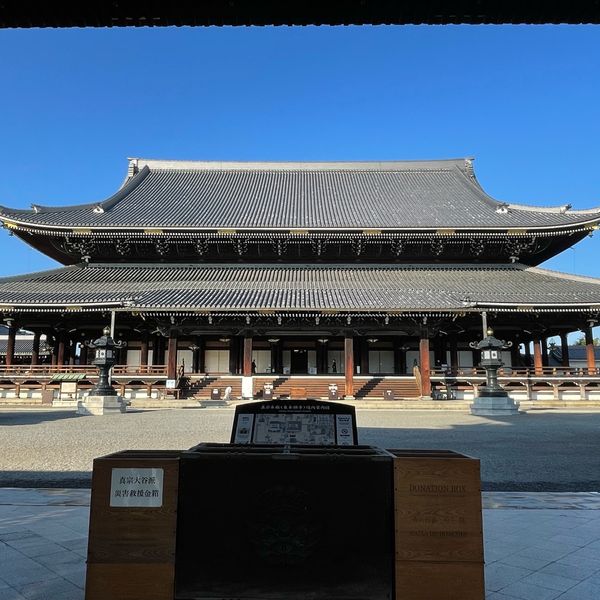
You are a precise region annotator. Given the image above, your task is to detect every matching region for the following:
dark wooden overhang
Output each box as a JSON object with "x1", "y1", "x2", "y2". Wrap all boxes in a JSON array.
[
  {"x1": 4, "y1": 224, "x2": 595, "y2": 266},
  {"x1": 2, "y1": 1, "x2": 600, "y2": 28}
]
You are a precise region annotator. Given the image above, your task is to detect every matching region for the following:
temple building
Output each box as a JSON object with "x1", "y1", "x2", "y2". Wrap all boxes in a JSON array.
[{"x1": 0, "y1": 157, "x2": 599, "y2": 402}]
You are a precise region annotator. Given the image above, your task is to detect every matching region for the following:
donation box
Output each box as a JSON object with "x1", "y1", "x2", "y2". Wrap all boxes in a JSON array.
[
  {"x1": 175, "y1": 443, "x2": 394, "y2": 600},
  {"x1": 84, "y1": 400, "x2": 484, "y2": 600}
]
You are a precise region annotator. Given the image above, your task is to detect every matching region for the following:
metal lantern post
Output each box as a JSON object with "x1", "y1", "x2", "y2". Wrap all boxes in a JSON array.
[
  {"x1": 77, "y1": 326, "x2": 128, "y2": 415},
  {"x1": 469, "y1": 327, "x2": 520, "y2": 415}
]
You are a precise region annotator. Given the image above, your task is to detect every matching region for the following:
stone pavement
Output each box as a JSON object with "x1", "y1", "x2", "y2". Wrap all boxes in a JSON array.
[{"x1": 0, "y1": 489, "x2": 599, "y2": 600}]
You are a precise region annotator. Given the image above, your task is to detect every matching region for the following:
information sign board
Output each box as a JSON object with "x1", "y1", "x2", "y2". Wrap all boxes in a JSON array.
[{"x1": 231, "y1": 399, "x2": 358, "y2": 445}]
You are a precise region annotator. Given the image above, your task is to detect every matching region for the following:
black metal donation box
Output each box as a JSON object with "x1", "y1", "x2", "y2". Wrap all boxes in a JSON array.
[{"x1": 175, "y1": 443, "x2": 394, "y2": 600}]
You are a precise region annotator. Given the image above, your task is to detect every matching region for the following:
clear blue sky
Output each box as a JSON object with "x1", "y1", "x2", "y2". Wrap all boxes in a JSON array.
[{"x1": 1, "y1": 25, "x2": 600, "y2": 284}]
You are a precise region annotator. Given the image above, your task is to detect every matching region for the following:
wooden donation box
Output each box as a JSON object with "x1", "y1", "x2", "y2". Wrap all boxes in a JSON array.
[
  {"x1": 85, "y1": 402, "x2": 484, "y2": 600},
  {"x1": 85, "y1": 450, "x2": 181, "y2": 600},
  {"x1": 391, "y1": 449, "x2": 485, "y2": 600}
]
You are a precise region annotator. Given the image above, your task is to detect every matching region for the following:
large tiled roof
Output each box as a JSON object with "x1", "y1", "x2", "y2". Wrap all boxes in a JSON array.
[
  {"x1": 0, "y1": 263, "x2": 598, "y2": 312},
  {"x1": 1, "y1": 159, "x2": 599, "y2": 230}
]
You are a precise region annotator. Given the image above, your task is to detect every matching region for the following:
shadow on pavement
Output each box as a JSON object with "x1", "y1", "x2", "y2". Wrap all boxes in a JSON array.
[{"x1": 0, "y1": 471, "x2": 92, "y2": 488}]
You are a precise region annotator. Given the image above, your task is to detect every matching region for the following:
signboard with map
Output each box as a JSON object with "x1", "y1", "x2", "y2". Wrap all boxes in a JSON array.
[{"x1": 231, "y1": 399, "x2": 358, "y2": 445}]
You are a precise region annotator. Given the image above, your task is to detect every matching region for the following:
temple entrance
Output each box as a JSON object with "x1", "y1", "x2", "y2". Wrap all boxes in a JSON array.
[{"x1": 290, "y1": 349, "x2": 308, "y2": 374}]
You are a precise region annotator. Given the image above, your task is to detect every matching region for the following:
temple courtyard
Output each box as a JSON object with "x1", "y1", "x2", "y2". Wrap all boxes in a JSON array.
[
  {"x1": 1, "y1": 407, "x2": 600, "y2": 599},
  {"x1": 1, "y1": 407, "x2": 600, "y2": 490}
]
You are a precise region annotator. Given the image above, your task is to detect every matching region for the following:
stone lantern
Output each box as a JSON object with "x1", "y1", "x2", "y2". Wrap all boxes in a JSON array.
[
  {"x1": 77, "y1": 326, "x2": 128, "y2": 416},
  {"x1": 469, "y1": 328, "x2": 520, "y2": 416}
]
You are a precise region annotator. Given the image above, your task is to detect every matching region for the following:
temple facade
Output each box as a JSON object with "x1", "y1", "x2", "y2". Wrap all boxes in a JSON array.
[{"x1": 0, "y1": 157, "x2": 599, "y2": 402}]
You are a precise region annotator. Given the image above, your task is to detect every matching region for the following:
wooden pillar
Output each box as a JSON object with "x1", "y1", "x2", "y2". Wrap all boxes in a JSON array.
[
  {"x1": 393, "y1": 339, "x2": 403, "y2": 375},
  {"x1": 510, "y1": 343, "x2": 520, "y2": 368},
  {"x1": 449, "y1": 337, "x2": 459, "y2": 373},
  {"x1": 419, "y1": 333, "x2": 431, "y2": 398},
  {"x1": 228, "y1": 338, "x2": 238, "y2": 375},
  {"x1": 344, "y1": 335, "x2": 354, "y2": 398},
  {"x1": 5, "y1": 324, "x2": 16, "y2": 367},
  {"x1": 51, "y1": 336, "x2": 58, "y2": 366},
  {"x1": 471, "y1": 349, "x2": 479, "y2": 370},
  {"x1": 315, "y1": 340, "x2": 324, "y2": 375},
  {"x1": 151, "y1": 336, "x2": 159, "y2": 366},
  {"x1": 541, "y1": 337, "x2": 549, "y2": 366},
  {"x1": 242, "y1": 337, "x2": 253, "y2": 377},
  {"x1": 69, "y1": 340, "x2": 78, "y2": 366},
  {"x1": 524, "y1": 341, "x2": 532, "y2": 367},
  {"x1": 79, "y1": 343, "x2": 88, "y2": 366},
  {"x1": 31, "y1": 331, "x2": 40, "y2": 366},
  {"x1": 57, "y1": 335, "x2": 66, "y2": 367},
  {"x1": 533, "y1": 339, "x2": 543, "y2": 375},
  {"x1": 585, "y1": 326, "x2": 596, "y2": 375},
  {"x1": 434, "y1": 335, "x2": 446, "y2": 368},
  {"x1": 270, "y1": 340, "x2": 280, "y2": 374},
  {"x1": 167, "y1": 331, "x2": 178, "y2": 380},
  {"x1": 360, "y1": 338, "x2": 369, "y2": 375},
  {"x1": 560, "y1": 332, "x2": 570, "y2": 367},
  {"x1": 153, "y1": 335, "x2": 165, "y2": 366},
  {"x1": 320, "y1": 340, "x2": 329, "y2": 374},
  {"x1": 140, "y1": 334, "x2": 149, "y2": 368},
  {"x1": 195, "y1": 337, "x2": 205, "y2": 373}
]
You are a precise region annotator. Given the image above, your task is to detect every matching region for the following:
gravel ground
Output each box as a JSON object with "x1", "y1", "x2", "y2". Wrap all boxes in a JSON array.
[{"x1": 1, "y1": 408, "x2": 599, "y2": 491}]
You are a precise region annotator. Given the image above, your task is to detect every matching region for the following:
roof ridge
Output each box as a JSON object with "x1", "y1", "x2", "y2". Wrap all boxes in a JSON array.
[
  {"x1": 82, "y1": 262, "x2": 520, "y2": 270},
  {"x1": 132, "y1": 157, "x2": 472, "y2": 172}
]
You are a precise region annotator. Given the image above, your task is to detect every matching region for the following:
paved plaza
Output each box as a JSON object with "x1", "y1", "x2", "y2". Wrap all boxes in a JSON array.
[
  {"x1": 1, "y1": 489, "x2": 600, "y2": 600},
  {"x1": 1, "y1": 407, "x2": 600, "y2": 489},
  {"x1": 1, "y1": 407, "x2": 600, "y2": 599}
]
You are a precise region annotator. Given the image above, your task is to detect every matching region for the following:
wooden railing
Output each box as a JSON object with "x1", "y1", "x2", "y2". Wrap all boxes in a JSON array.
[
  {"x1": 0, "y1": 364, "x2": 168, "y2": 378},
  {"x1": 430, "y1": 366, "x2": 599, "y2": 378}
]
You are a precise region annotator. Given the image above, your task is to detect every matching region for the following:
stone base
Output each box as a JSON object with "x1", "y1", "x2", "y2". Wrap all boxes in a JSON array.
[
  {"x1": 200, "y1": 399, "x2": 231, "y2": 408},
  {"x1": 77, "y1": 395, "x2": 127, "y2": 416},
  {"x1": 470, "y1": 395, "x2": 520, "y2": 416}
]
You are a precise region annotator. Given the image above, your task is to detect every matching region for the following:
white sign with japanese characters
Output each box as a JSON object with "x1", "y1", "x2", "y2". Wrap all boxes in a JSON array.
[{"x1": 110, "y1": 468, "x2": 164, "y2": 507}]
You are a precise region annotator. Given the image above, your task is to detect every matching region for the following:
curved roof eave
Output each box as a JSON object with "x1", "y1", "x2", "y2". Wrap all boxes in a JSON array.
[
  {"x1": 0, "y1": 166, "x2": 150, "y2": 218},
  {"x1": 464, "y1": 162, "x2": 600, "y2": 218}
]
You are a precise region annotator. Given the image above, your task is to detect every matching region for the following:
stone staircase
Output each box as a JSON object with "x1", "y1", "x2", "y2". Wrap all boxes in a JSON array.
[
  {"x1": 354, "y1": 377, "x2": 421, "y2": 399},
  {"x1": 185, "y1": 376, "x2": 243, "y2": 400},
  {"x1": 253, "y1": 376, "x2": 345, "y2": 400}
]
